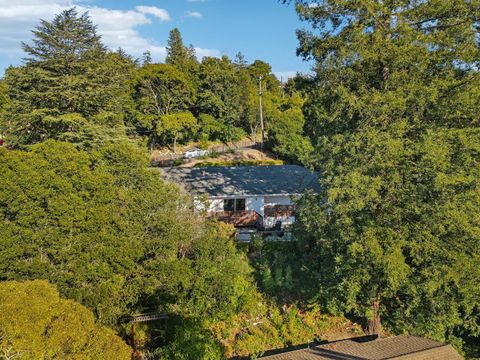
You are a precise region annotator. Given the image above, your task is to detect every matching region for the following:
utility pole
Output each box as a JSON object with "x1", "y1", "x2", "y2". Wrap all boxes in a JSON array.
[
  {"x1": 279, "y1": 76, "x2": 285, "y2": 99},
  {"x1": 258, "y1": 76, "x2": 265, "y2": 151}
]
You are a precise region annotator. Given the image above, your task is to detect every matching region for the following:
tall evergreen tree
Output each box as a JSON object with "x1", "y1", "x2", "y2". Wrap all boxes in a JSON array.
[
  {"x1": 288, "y1": 0, "x2": 480, "y2": 350},
  {"x1": 0, "y1": 8, "x2": 134, "y2": 148},
  {"x1": 165, "y1": 28, "x2": 187, "y2": 64},
  {"x1": 165, "y1": 28, "x2": 198, "y2": 72},
  {"x1": 233, "y1": 52, "x2": 247, "y2": 68},
  {"x1": 22, "y1": 8, "x2": 105, "y2": 69},
  {"x1": 187, "y1": 44, "x2": 198, "y2": 62},
  {"x1": 142, "y1": 50, "x2": 153, "y2": 65}
]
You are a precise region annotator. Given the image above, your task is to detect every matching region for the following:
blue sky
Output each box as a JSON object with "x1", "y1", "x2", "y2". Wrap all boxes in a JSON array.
[{"x1": 0, "y1": 0, "x2": 313, "y2": 79}]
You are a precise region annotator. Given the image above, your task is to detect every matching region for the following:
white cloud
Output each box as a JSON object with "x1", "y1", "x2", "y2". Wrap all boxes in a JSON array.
[
  {"x1": 0, "y1": 1, "x2": 218, "y2": 68},
  {"x1": 186, "y1": 11, "x2": 202, "y2": 19},
  {"x1": 0, "y1": 1, "x2": 73, "y2": 58},
  {"x1": 273, "y1": 71, "x2": 298, "y2": 81},
  {"x1": 195, "y1": 47, "x2": 221, "y2": 60},
  {"x1": 84, "y1": 6, "x2": 162, "y2": 56},
  {"x1": 135, "y1": 5, "x2": 171, "y2": 22}
]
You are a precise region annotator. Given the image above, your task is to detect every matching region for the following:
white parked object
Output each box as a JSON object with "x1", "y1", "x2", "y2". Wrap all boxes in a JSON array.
[{"x1": 183, "y1": 148, "x2": 210, "y2": 159}]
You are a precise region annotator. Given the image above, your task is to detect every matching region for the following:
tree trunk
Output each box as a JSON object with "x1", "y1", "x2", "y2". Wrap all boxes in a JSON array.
[
  {"x1": 150, "y1": 119, "x2": 158, "y2": 154},
  {"x1": 250, "y1": 124, "x2": 258, "y2": 144},
  {"x1": 150, "y1": 136, "x2": 155, "y2": 153},
  {"x1": 367, "y1": 298, "x2": 382, "y2": 336},
  {"x1": 173, "y1": 136, "x2": 177, "y2": 154}
]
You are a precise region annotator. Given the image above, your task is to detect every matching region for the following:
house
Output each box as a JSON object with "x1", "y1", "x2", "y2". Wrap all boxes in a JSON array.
[
  {"x1": 162, "y1": 165, "x2": 320, "y2": 238},
  {"x1": 259, "y1": 335, "x2": 462, "y2": 360}
]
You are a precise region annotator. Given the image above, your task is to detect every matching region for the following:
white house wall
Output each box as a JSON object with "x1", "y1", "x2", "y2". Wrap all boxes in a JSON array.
[
  {"x1": 263, "y1": 216, "x2": 295, "y2": 229},
  {"x1": 264, "y1": 195, "x2": 293, "y2": 205},
  {"x1": 207, "y1": 196, "x2": 266, "y2": 216},
  {"x1": 193, "y1": 198, "x2": 206, "y2": 212},
  {"x1": 264, "y1": 195, "x2": 295, "y2": 230},
  {"x1": 207, "y1": 196, "x2": 294, "y2": 212},
  {"x1": 207, "y1": 195, "x2": 296, "y2": 229},
  {"x1": 208, "y1": 199, "x2": 224, "y2": 213},
  {"x1": 246, "y1": 197, "x2": 264, "y2": 216}
]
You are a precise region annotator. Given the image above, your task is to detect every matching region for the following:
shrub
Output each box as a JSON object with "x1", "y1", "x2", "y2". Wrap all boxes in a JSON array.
[
  {"x1": 0, "y1": 280, "x2": 132, "y2": 359},
  {"x1": 173, "y1": 158, "x2": 184, "y2": 166},
  {"x1": 198, "y1": 133, "x2": 210, "y2": 150}
]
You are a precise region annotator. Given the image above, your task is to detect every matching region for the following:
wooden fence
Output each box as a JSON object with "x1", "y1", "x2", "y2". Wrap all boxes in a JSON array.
[
  {"x1": 152, "y1": 139, "x2": 257, "y2": 162},
  {"x1": 131, "y1": 313, "x2": 169, "y2": 323},
  {"x1": 208, "y1": 139, "x2": 256, "y2": 154}
]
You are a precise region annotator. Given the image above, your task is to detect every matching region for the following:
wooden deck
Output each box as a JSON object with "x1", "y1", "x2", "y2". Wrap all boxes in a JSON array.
[
  {"x1": 215, "y1": 210, "x2": 261, "y2": 227},
  {"x1": 264, "y1": 205, "x2": 295, "y2": 217}
]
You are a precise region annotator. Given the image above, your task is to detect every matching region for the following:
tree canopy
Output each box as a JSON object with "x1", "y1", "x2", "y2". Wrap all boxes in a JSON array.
[
  {"x1": 287, "y1": 0, "x2": 480, "y2": 351},
  {"x1": 22, "y1": 8, "x2": 104, "y2": 65},
  {"x1": 157, "y1": 111, "x2": 198, "y2": 152},
  {"x1": 132, "y1": 64, "x2": 195, "y2": 149},
  {"x1": 165, "y1": 28, "x2": 198, "y2": 73},
  {"x1": 0, "y1": 280, "x2": 132, "y2": 359},
  {"x1": 3, "y1": 3, "x2": 478, "y2": 358},
  {"x1": 0, "y1": 140, "x2": 295, "y2": 358},
  {"x1": 0, "y1": 9, "x2": 134, "y2": 148},
  {"x1": 0, "y1": 8, "x2": 302, "y2": 157}
]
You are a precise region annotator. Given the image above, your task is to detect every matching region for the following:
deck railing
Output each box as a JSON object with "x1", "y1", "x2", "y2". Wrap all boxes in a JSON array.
[
  {"x1": 214, "y1": 210, "x2": 261, "y2": 227},
  {"x1": 264, "y1": 205, "x2": 296, "y2": 217}
]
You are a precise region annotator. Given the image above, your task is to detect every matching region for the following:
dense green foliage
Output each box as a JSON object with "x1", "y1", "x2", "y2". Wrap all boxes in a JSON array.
[
  {"x1": 0, "y1": 9, "x2": 327, "y2": 359},
  {"x1": 165, "y1": 28, "x2": 198, "y2": 75},
  {"x1": 267, "y1": 107, "x2": 312, "y2": 163},
  {"x1": 0, "y1": 280, "x2": 132, "y2": 359},
  {"x1": 0, "y1": 141, "x2": 251, "y2": 320},
  {"x1": 284, "y1": 0, "x2": 480, "y2": 352},
  {"x1": 0, "y1": 80, "x2": 8, "y2": 111},
  {"x1": 0, "y1": 141, "x2": 176, "y2": 323},
  {"x1": 0, "y1": 8, "x2": 134, "y2": 148},
  {"x1": 0, "y1": 140, "x2": 281, "y2": 358},
  {"x1": 212, "y1": 303, "x2": 361, "y2": 359},
  {"x1": 2, "y1": 3, "x2": 479, "y2": 358},
  {"x1": 245, "y1": 240, "x2": 311, "y2": 304},
  {"x1": 132, "y1": 63, "x2": 195, "y2": 150},
  {"x1": 0, "y1": 10, "x2": 310, "y2": 157},
  {"x1": 0, "y1": 140, "x2": 343, "y2": 358}
]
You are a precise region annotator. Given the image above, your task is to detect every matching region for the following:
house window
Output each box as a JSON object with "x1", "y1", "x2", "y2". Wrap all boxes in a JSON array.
[
  {"x1": 224, "y1": 199, "x2": 235, "y2": 212},
  {"x1": 224, "y1": 198, "x2": 246, "y2": 212},
  {"x1": 236, "y1": 199, "x2": 246, "y2": 211}
]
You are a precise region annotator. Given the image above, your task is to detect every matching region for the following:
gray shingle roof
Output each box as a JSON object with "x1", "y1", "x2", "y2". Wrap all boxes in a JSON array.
[
  {"x1": 260, "y1": 335, "x2": 462, "y2": 360},
  {"x1": 161, "y1": 165, "x2": 320, "y2": 197}
]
